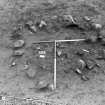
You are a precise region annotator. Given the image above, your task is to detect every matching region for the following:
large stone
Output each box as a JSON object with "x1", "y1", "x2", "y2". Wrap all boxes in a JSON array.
[{"x1": 13, "y1": 40, "x2": 25, "y2": 48}]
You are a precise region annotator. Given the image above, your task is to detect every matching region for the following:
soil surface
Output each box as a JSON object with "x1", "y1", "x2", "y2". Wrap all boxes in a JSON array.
[{"x1": 0, "y1": 0, "x2": 105, "y2": 105}]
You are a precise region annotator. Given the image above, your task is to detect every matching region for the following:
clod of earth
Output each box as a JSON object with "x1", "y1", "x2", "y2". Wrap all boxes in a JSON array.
[
  {"x1": 25, "y1": 68, "x2": 36, "y2": 78},
  {"x1": 13, "y1": 40, "x2": 25, "y2": 48}
]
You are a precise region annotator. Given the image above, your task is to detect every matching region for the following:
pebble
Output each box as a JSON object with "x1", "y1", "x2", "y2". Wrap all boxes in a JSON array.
[
  {"x1": 13, "y1": 40, "x2": 25, "y2": 48},
  {"x1": 39, "y1": 20, "x2": 47, "y2": 28}
]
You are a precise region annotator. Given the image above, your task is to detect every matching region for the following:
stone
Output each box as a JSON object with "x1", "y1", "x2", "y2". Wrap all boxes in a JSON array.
[
  {"x1": 47, "y1": 83, "x2": 55, "y2": 91},
  {"x1": 63, "y1": 15, "x2": 76, "y2": 25},
  {"x1": 36, "y1": 80, "x2": 48, "y2": 89},
  {"x1": 77, "y1": 59, "x2": 86, "y2": 70},
  {"x1": 13, "y1": 49, "x2": 24, "y2": 56},
  {"x1": 84, "y1": 16, "x2": 92, "y2": 22},
  {"x1": 85, "y1": 35, "x2": 98, "y2": 43},
  {"x1": 13, "y1": 40, "x2": 25, "y2": 48},
  {"x1": 86, "y1": 59, "x2": 96, "y2": 70},
  {"x1": 39, "y1": 20, "x2": 47, "y2": 28},
  {"x1": 91, "y1": 23, "x2": 102, "y2": 30}
]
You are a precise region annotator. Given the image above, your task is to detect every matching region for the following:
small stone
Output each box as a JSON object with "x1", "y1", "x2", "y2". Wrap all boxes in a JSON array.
[
  {"x1": 48, "y1": 83, "x2": 55, "y2": 91},
  {"x1": 36, "y1": 80, "x2": 48, "y2": 89},
  {"x1": 57, "y1": 50, "x2": 62, "y2": 56},
  {"x1": 13, "y1": 49, "x2": 24, "y2": 56},
  {"x1": 51, "y1": 15, "x2": 58, "y2": 20},
  {"x1": 39, "y1": 20, "x2": 47, "y2": 28},
  {"x1": 81, "y1": 75, "x2": 89, "y2": 81},
  {"x1": 24, "y1": 64, "x2": 29, "y2": 70},
  {"x1": 85, "y1": 35, "x2": 97, "y2": 43},
  {"x1": 77, "y1": 59, "x2": 86, "y2": 70},
  {"x1": 30, "y1": 25, "x2": 37, "y2": 33},
  {"x1": 86, "y1": 59, "x2": 95, "y2": 70},
  {"x1": 75, "y1": 68, "x2": 82, "y2": 74},
  {"x1": 84, "y1": 16, "x2": 92, "y2": 22},
  {"x1": 10, "y1": 61, "x2": 16, "y2": 67},
  {"x1": 91, "y1": 23, "x2": 102, "y2": 30},
  {"x1": 25, "y1": 21, "x2": 37, "y2": 33},
  {"x1": 13, "y1": 40, "x2": 25, "y2": 48},
  {"x1": 63, "y1": 15, "x2": 76, "y2": 24}
]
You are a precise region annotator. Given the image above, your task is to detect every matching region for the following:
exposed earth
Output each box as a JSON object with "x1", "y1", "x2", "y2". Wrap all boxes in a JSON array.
[{"x1": 0, "y1": 0, "x2": 105, "y2": 105}]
